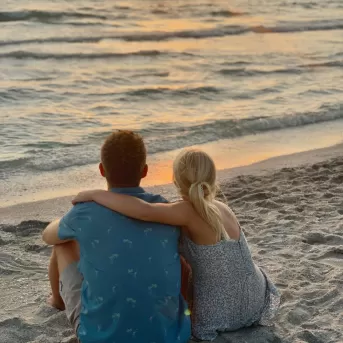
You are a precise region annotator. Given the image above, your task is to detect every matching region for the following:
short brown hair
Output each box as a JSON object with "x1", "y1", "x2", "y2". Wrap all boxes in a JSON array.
[{"x1": 101, "y1": 130, "x2": 146, "y2": 187}]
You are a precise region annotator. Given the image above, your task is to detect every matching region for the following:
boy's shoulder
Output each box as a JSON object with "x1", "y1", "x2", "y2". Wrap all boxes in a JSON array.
[
  {"x1": 68, "y1": 201, "x2": 115, "y2": 220},
  {"x1": 140, "y1": 192, "x2": 168, "y2": 204}
]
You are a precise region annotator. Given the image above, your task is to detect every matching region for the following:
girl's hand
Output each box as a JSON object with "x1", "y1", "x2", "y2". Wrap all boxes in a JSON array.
[{"x1": 72, "y1": 190, "x2": 100, "y2": 205}]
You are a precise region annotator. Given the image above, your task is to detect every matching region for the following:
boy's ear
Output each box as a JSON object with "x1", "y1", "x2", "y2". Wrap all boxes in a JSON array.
[
  {"x1": 99, "y1": 163, "x2": 106, "y2": 177},
  {"x1": 141, "y1": 164, "x2": 148, "y2": 179}
]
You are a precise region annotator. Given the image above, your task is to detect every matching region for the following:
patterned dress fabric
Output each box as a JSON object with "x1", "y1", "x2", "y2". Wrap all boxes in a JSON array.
[{"x1": 182, "y1": 230, "x2": 280, "y2": 341}]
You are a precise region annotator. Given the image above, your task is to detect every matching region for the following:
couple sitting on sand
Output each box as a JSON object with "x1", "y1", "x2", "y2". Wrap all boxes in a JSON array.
[{"x1": 42, "y1": 130, "x2": 280, "y2": 343}]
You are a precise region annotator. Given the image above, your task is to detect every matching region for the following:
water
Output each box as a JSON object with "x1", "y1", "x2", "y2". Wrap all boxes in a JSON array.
[{"x1": 1, "y1": 0, "x2": 343, "y2": 206}]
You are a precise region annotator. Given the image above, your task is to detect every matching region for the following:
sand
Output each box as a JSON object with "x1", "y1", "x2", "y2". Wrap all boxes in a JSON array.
[{"x1": 1, "y1": 146, "x2": 343, "y2": 343}]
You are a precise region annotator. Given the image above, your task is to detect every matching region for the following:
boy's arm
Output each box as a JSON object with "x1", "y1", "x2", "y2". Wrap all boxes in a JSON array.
[
  {"x1": 42, "y1": 219, "x2": 72, "y2": 245},
  {"x1": 42, "y1": 204, "x2": 86, "y2": 245},
  {"x1": 73, "y1": 190, "x2": 192, "y2": 227}
]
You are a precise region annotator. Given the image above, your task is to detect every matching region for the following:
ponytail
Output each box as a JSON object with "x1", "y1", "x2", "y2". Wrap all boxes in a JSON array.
[{"x1": 188, "y1": 182, "x2": 229, "y2": 241}]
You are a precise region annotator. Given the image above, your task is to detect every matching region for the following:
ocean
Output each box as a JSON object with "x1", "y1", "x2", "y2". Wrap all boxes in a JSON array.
[{"x1": 1, "y1": 0, "x2": 343, "y2": 206}]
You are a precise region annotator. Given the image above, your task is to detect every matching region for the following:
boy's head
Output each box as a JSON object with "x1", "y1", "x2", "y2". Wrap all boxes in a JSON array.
[{"x1": 100, "y1": 130, "x2": 147, "y2": 188}]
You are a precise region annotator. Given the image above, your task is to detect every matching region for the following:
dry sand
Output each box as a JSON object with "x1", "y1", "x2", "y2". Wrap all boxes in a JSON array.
[{"x1": 1, "y1": 146, "x2": 342, "y2": 343}]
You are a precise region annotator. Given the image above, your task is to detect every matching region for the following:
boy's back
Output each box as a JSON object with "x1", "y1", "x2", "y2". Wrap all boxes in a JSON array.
[{"x1": 58, "y1": 187, "x2": 190, "y2": 343}]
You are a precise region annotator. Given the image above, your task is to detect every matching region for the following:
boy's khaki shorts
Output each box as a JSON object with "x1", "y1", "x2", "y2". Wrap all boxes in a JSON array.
[{"x1": 59, "y1": 262, "x2": 82, "y2": 334}]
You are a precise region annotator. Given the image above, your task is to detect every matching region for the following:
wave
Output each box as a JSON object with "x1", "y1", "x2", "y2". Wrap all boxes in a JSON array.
[
  {"x1": 0, "y1": 26, "x2": 249, "y2": 48},
  {"x1": 122, "y1": 86, "x2": 220, "y2": 98},
  {"x1": 218, "y1": 67, "x2": 302, "y2": 77},
  {"x1": 143, "y1": 103, "x2": 343, "y2": 154},
  {"x1": 302, "y1": 61, "x2": 343, "y2": 68},
  {"x1": 3, "y1": 103, "x2": 341, "y2": 174},
  {"x1": 251, "y1": 21, "x2": 343, "y2": 34},
  {"x1": 1, "y1": 19, "x2": 342, "y2": 47},
  {"x1": 0, "y1": 36, "x2": 121, "y2": 48},
  {"x1": 0, "y1": 84, "x2": 218, "y2": 103},
  {"x1": 218, "y1": 61, "x2": 343, "y2": 77},
  {"x1": 0, "y1": 50, "x2": 169, "y2": 60},
  {"x1": 0, "y1": 10, "x2": 107, "y2": 23},
  {"x1": 24, "y1": 141, "x2": 81, "y2": 149},
  {"x1": 0, "y1": 157, "x2": 31, "y2": 171},
  {"x1": 210, "y1": 10, "x2": 243, "y2": 17},
  {"x1": 134, "y1": 71, "x2": 170, "y2": 78}
]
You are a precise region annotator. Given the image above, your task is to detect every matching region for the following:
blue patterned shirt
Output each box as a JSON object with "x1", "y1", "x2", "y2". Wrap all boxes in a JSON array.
[{"x1": 58, "y1": 187, "x2": 191, "y2": 343}]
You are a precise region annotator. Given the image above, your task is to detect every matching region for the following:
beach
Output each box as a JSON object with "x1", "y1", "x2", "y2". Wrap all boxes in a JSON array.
[
  {"x1": 1, "y1": 0, "x2": 343, "y2": 341},
  {"x1": 1, "y1": 145, "x2": 343, "y2": 343}
]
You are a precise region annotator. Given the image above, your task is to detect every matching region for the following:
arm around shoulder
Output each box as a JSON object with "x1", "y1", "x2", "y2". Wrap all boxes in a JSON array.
[
  {"x1": 74, "y1": 189, "x2": 192, "y2": 227},
  {"x1": 82, "y1": 190, "x2": 192, "y2": 227},
  {"x1": 139, "y1": 201, "x2": 192, "y2": 227}
]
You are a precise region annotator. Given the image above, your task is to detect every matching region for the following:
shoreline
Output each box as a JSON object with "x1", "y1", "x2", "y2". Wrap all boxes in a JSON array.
[
  {"x1": 2, "y1": 117, "x2": 343, "y2": 209},
  {"x1": 1, "y1": 142, "x2": 342, "y2": 225}
]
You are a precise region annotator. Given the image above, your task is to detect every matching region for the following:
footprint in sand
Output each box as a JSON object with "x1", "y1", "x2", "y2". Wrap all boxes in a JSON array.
[
  {"x1": 316, "y1": 250, "x2": 343, "y2": 268},
  {"x1": 24, "y1": 244, "x2": 51, "y2": 255},
  {"x1": 0, "y1": 252, "x2": 46, "y2": 275},
  {"x1": 302, "y1": 232, "x2": 343, "y2": 245},
  {"x1": 287, "y1": 307, "x2": 312, "y2": 325},
  {"x1": 302, "y1": 232, "x2": 343, "y2": 267},
  {"x1": 330, "y1": 174, "x2": 343, "y2": 184}
]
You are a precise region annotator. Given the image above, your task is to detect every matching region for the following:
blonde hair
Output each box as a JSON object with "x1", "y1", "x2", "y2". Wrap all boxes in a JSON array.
[{"x1": 173, "y1": 149, "x2": 229, "y2": 241}]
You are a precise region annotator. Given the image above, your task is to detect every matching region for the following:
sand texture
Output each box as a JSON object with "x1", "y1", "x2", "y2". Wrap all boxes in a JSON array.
[{"x1": 1, "y1": 155, "x2": 343, "y2": 343}]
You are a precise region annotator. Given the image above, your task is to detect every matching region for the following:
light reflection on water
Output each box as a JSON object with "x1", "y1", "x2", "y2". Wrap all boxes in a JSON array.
[{"x1": 0, "y1": 0, "x2": 342, "y2": 204}]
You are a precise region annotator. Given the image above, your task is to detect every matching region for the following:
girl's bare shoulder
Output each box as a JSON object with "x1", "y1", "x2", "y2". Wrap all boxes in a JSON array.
[
  {"x1": 172, "y1": 200, "x2": 197, "y2": 218},
  {"x1": 214, "y1": 200, "x2": 241, "y2": 239},
  {"x1": 214, "y1": 199, "x2": 236, "y2": 216}
]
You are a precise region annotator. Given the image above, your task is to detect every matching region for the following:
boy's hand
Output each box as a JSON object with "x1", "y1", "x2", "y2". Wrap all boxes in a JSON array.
[{"x1": 72, "y1": 190, "x2": 99, "y2": 205}]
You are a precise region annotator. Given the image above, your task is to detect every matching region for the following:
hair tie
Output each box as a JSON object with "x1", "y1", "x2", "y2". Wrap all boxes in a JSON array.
[{"x1": 198, "y1": 182, "x2": 205, "y2": 197}]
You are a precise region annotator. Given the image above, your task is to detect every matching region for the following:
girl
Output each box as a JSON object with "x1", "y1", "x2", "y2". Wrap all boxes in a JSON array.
[{"x1": 73, "y1": 149, "x2": 280, "y2": 341}]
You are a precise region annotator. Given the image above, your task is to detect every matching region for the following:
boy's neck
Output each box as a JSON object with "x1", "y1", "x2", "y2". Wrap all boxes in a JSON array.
[{"x1": 107, "y1": 182, "x2": 140, "y2": 190}]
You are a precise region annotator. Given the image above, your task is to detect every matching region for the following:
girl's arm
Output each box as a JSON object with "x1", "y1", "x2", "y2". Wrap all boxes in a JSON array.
[{"x1": 72, "y1": 190, "x2": 191, "y2": 227}]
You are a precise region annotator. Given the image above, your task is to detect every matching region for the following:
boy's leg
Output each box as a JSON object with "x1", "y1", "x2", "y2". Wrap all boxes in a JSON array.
[
  {"x1": 48, "y1": 247, "x2": 65, "y2": 310},
  {"x1": 48, "y1": 241, "x2": 80, "y2": 310}
]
